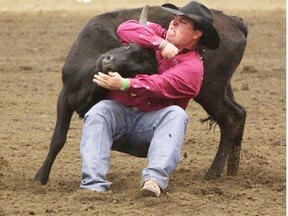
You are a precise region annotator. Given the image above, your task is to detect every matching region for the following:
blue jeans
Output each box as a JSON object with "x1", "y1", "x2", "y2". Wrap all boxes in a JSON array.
[{"x1": 80, "y1": 100, "x2": 189, "y2": 192}]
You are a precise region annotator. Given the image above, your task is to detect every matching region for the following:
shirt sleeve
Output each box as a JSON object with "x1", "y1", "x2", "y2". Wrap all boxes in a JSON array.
[
  {"x1": 117, "y1": 20, "x2": 166, "y2": 49},
  {"x1": 126, "y1": 55, "x2": 204, "y2": 99}
]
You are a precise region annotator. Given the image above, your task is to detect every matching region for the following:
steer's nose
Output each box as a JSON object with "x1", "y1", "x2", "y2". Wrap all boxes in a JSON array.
[
  {"x1": 101, "y1": 54, "x2": 114, "y2": 72},
  {"x1": 102, "y1": 54, "x2": 113, "y2": 64}
]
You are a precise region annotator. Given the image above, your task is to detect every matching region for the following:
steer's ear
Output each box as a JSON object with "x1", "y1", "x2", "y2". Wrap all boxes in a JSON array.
[{"x1": 139, "y1": 5, "x2": 149, "y2": 26}]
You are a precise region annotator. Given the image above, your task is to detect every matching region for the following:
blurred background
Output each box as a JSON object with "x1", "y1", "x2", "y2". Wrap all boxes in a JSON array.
[{"x1": 0, "y1": 0, "x2": 285, "y2": 13}]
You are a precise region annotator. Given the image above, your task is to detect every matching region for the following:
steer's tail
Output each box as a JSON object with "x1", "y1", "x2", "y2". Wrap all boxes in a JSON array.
[{"x1": 200, "y1": 116, "x2": 218, "y2": 131}]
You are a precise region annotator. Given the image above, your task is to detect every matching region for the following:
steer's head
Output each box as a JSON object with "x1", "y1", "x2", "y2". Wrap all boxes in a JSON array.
[
  {"x1": 96, "y1": 43, "x2": 157, "y2": 78},
  {"x1": 96, "y1": 5, "x2": 157, "y2": 78}
]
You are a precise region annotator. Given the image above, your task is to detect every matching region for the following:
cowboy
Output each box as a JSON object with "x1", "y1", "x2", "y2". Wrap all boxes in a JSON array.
[{"x1": 80, "y1": 1, "x2": 220, "y2": 197}]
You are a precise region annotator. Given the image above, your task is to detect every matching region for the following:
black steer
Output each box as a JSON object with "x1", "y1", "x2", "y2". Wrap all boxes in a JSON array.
[{"x1": 35, "y1": 6, "x2": 248, "y2": 185}]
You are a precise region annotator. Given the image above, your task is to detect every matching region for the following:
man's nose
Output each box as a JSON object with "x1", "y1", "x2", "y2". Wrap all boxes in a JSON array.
[{"x1": 171, "y1": 19, "x2": 178, "y2": 26}]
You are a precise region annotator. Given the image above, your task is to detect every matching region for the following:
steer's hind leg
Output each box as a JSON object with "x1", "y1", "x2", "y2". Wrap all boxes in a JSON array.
[
  {"x1": 196, "y1": 90, "x2": 245, "y2": 180},
  {"x1": 226, "y1": 84, "x2": 246, "y2": 176},
  {"x1": 35, "y1": 89, "x2": 73, "y2": 184}
]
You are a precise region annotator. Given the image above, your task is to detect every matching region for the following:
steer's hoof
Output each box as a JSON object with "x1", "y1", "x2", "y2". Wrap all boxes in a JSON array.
[
  {"x1": 204, "y1": 170, "x2": 221, "y2": 180},
  {"x1": 34, "y1": 173, "x2": 49, "y2": 185}
]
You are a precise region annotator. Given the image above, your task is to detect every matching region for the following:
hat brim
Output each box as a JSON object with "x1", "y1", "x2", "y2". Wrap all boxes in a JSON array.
[{"x1": 161, "y1": 3, "x2": 220, "y2": 49}]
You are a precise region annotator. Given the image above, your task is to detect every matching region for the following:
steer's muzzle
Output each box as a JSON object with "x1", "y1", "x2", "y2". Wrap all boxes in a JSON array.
[{"x1": 101, "y1": 54, "x2": 115, "y2": 72}]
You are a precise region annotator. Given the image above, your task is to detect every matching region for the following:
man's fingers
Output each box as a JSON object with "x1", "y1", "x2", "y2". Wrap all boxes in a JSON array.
[
  {"x1": 93, "y1": 72, "x2": 121, "y2": 90},
  {"x1": 94, "y1": 73, "x2": 106, "y2": 82},
  {"x1": 93, "y1": 74, "x2": 107, "y2": 86},
  {"x1": 108, "y1": 72, "x2": 118, "y2": 77},
  {"x1": 93, "y1": 77, "x2": 102, "y2": 86},
  {"x1": 98, "y1": 72, "x2": 110, "y2": 79}
]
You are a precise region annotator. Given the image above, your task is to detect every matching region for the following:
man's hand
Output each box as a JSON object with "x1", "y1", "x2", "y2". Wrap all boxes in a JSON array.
[
  {"x1": 160, "y1": 40, "x2": 178, "y2": 59},
  {"x1": 93, "y1": 72, "x2": 130, "y2": 90}
]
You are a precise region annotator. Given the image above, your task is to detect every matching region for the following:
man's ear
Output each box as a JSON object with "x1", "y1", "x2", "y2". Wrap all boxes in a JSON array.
[{"x1": 193, "y1": 30, "x2": 203, "y2": 40}]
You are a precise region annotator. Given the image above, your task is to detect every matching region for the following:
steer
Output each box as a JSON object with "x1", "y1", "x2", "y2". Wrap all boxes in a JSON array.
[{"x1": 35, "y1": 6, "x2": 248, "y2": 185}]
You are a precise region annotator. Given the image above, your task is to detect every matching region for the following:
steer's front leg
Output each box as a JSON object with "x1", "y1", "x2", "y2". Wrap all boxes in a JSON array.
[{"x1": 35, "y1": 89, "x2": 73, "y2": 184}]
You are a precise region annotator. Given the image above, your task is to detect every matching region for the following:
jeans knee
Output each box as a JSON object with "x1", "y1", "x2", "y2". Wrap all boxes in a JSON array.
[{"x1": 166, "y1": 105, "x2": 189, "y2": 124}]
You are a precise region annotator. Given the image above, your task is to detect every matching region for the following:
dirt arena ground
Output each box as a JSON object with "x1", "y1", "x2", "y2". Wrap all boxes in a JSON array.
[{"x1": 0, "y1": 0, "x2": 286, "y2": 215}]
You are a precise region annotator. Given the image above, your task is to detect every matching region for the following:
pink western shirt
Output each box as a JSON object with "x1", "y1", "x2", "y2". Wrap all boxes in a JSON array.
[{"x1": 106, "y1": 20, "x2": 204, "y2": 112}]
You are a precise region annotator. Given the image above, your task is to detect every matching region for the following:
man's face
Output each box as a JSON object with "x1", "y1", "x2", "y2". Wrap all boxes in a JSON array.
[{"x1": 166, "y1": 15, "x2": 202, "y2": 49}]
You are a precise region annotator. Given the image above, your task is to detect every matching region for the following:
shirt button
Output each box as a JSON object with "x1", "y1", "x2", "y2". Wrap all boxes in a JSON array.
[
  {"x1": 145, "y1": 86, "x2": 150, "y2": 89},
  {"x1": 140, "y1": 34, "x2": 143, "y2": 38},
  {"x1": 152, "y1": 41, "x2": 156, "y2": 45},
  {"x1": 147, "y1": 102, "x2": 151, "y2": 105}
]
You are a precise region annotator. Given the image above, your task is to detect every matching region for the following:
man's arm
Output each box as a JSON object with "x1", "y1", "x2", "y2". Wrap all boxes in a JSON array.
[{"x1": 117, "y1": 20, "x2": 166, "y2": 50}]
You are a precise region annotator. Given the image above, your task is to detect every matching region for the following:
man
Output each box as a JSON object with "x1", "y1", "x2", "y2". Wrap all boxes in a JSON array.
[{"x1": 80, "y1": 1, "x2": 219, "y2": 197}]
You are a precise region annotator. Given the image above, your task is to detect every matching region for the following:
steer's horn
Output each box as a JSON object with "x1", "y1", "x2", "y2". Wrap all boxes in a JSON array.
[{"x1": 139, "y1": 5, "x2": 149, "y2": 26}]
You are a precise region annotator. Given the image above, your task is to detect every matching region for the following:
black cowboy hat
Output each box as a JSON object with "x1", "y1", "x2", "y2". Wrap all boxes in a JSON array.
[{"x1": 161, "y1": 1, "x2": 220, "y2": 49}]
